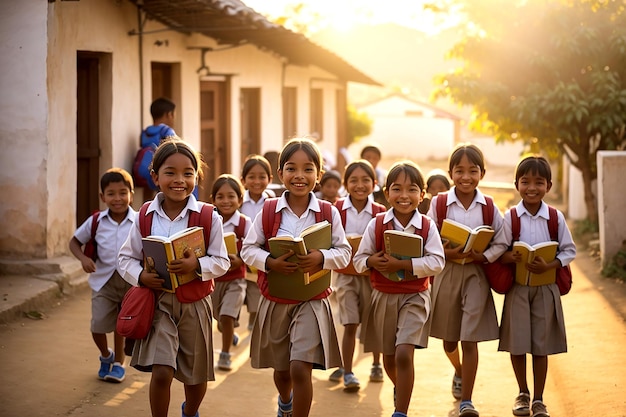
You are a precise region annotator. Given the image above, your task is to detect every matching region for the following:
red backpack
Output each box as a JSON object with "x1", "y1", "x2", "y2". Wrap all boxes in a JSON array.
[
  {"x1": 334, "y1": 198, "x2": 386, "y2": 276},
  {"x1": 82, "y1": 211, "x2": 100, "y2": 261},
  {"x1": 138, "y1": 201, "x2": 215, "y2": 303},
  {"x1": 217, "y1": 214, "x2": 249, "y2": 281},
  {"x1": 259, "y1": 198, "x2": 333, "y2": 303},
  {"x1": 511, "y1": 206, "x2": 573, "y2": 295}
]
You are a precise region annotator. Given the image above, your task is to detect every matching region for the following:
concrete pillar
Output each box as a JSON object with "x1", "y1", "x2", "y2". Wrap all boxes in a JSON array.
[{"x1": 597, "y1": 151, "x2": 626, "y2": 268}]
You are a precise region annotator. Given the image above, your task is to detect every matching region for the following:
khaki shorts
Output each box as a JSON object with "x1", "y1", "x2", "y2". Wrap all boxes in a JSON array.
[{"x1": 91, "y1": 271, "x2": 131, "y2": 334}]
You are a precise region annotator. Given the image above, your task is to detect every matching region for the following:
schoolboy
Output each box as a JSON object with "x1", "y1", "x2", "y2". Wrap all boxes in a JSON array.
[{"x1": 69, "y1": 168, "x2": 136, "y2": 382}]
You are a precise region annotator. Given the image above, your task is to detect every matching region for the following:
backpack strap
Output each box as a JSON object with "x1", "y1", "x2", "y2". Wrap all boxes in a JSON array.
[
  {"x1": 547, "y1": 206, "x2": 559, "y2": 242},
  {"x1": 371, "y1": 202, "x2": 386, "y2": 216},
  {"x1": 188, "y1": 203, "x2": 214, "y2": 246},
  {"x1": 435, "y1": 193, "x2": 448, "y2": 231},
  {"x1": 510, "y1": 207, "x2": 520, "y2": 242},
  {"x1": 374, "y1": 213, "x2": 391, "y2": 252},
  {"x1": 262, "y1": 198, "x2": 280, "y2": 246},
  {"x1": 482, "y1": 196, "x2": 495, "y2": 226},
  {"x1": 90, "y1": 211, "x2": 100, "y2": 240},
  {"x1": 139, "y1": 202, "x2": 153, "y2": 238},
  {"x1": 317, "y1": 200, "x2": 333, "y2": 223},
  {"x1": 334, "y1": 199, "x2": 346, "y2": 227},
  {"x1": 235, "y1": 213, "x2": 248, "y2": 239}
]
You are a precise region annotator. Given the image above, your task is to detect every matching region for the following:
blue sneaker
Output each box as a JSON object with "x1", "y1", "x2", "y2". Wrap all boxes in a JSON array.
[
  {"x1": 277, "y1": 393, "x2": 293, "y2": 417},
  {"x1": 232, "y1": 333, "x2": 240, "y2": 346},
  {"x1": 98, "y1": 348, "x2": 114, "y2": 380},
  {"x1": 104, "y1": 362, "x2": 125, "y2": 383},
  {"x1": 182, "y1": 401, "x2": 200, "y2": 417}
]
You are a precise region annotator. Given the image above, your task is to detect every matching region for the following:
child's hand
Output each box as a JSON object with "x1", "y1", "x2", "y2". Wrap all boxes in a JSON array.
[
  {"x1": 526, "y1": 256, "x2": 552, "y2": 274},
  {"x1": 139, "y1": 265, "x2": 164, "y2": 290},
  {"x1": 296, "y1": 249, "x2": 324, "y2": 273},
  {"x1": 266, "y1": 250, "x2": 299, "y2": 274},
  {"x1": 80, "y1": 256, "x2": 96, "y2": 274},
  {"x1": 468, "y1": 249, "x2": 487, "y2": 263},
  {"x1": 228, "y1": 254, "x2": 244, "y2": 271},
  {"x1": 382, "y1": 254, "x2": 411, "y2": 274},
  {"x1": 168, "y1": 248, "x2": 199, "y2": 275},
  {"x1": 500, "y1": 250, "x2": 522, "y2": 264},
  {"x1": 367, "y1": 251, "x2": 389, "y2": 272},
  {"x1": 444, "y1": 243, "x2": 470, "y2": 261}
]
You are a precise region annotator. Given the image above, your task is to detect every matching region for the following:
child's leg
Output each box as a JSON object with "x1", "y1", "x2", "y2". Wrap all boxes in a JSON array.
[
  {"x1": 342, "y1": 323, "x2": 358, "y2": 374},
  {"x1": 220, "y1": 315, "x2": 235, "y2": 353},
  {"x1": 444, "y1": 340, "x2": 462, "y2": 377},
  {"x1": 92, "y1": 332, "x2": 110, "y2": 357},
  {"x1": 183, "y1": 382, "x2": 207, "y2": 417},
  {"x1": 531, "y1": 355, "x2": 548, "y2": 401},
  {"x1": 382, "y1": 353, "x2": 397, "y2": 385},
  {"x1": 290, "y1": 360, "x2": 313, "y2": 417},
  {"x1": 113, "y1": 331, "x2": 125, "y2": 363},
  {"x1": 511, "y1": 354, "x2": 529, "y2": 393},
  {"x1": 372, "y1": 351, "x2": 381, "y2": 365},
  {"x1": 460, "y1": 341, "x2": 478, "y2": 401},
  {"x1": 150, "y1": 364, "x2": 175, "y2": 417},
  {"x1": 394, "y1": 344, "x2": 415, "y2": 414},
  {"x1": 274, "y1": 369, "x2": 293, "y2": 406}
]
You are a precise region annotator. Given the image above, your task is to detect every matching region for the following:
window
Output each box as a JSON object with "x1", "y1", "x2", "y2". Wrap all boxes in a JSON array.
[
  {"x1": 283, "y1": 87, "x2": 297, "y2": 142},
  {"x1": 310, "y1": 88, "x2": 323, "y2": 140}
]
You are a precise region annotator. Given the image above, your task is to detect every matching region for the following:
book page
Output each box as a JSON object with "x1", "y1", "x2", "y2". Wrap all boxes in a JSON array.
[
  {"x1": 170, "y1": 228, "x2": 205, "y2": 286},
  {"x1": 512, "y1": 241, "x2": 533, "y2": 285},
  {"x1": 466, "y1": 227, "x2": 494, "y2": 253}
]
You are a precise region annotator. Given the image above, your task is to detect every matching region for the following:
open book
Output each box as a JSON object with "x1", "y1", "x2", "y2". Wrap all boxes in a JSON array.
[
  {"x1": 142, "y1": 227, "x2": 205, "y2": 292},
  {"x1": 267, "y1": 221, "x2": 332, "y2": 300},
  {"x1": 440, "y1": 219, "x2": 495, "y2": 264},
  {"x1": 383, "y1": 230, "x2": 424, "y2": 281},
  {"x1": 513, "y1": 241, "x2": 559, "y2": 286}
]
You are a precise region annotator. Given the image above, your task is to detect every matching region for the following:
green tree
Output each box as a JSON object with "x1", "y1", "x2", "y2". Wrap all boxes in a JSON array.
[
  {"x1": 432, "y1": 0, "x2": 626, "y2": 222},
  {"x1": 347, "y1": 104, "x2": 373, "y2": 144}
]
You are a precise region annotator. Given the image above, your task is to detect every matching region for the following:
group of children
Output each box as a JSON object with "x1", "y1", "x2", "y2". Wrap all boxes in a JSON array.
[{"x1": 71, "y1": 136, "x2": 575, "y2": 417}]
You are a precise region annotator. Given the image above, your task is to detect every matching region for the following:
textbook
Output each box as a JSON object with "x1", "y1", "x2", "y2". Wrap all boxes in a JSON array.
[
  {"x1": 383, "y1": 230, "x2": 424, "y2": 281},
  {"x1": 512, "y1": 241, "x2": 559, "y2": 286},
  {"x1": 142, "y1": 226, "x2": 205, "y2": 292},
  {"x1": 267, "y1": 220, "x2": 332, "y2": 300},
  {"x1": 440, "y1": 219, "x2": 495, "y2": 264},
  {"x1": 224, "y1": 232, "x2": 238, "y2": 255}
]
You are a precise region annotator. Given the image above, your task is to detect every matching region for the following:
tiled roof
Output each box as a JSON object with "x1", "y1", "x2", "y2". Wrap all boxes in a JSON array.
[{"x1": 129, "y1": 0, "x2": 380, "y2": 85}]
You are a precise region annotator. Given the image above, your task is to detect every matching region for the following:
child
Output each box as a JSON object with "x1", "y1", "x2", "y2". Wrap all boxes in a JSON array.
[
  {"x1": 498, "y1": 156, "x2": 576, "y2": 417},
  {"x1": 118, "y1": 139, "x2": 230, "y2": 417},
  {"x1": 427, "y1": 143, "x2": 508, "y2": 417},
  {"x1": 353, "y1": 161, "x2": 445, "y2": 417},
  {"x1": 361, "y1": 145, "x2": 389, "y2": 208},
  {"x1": 328, "y1": 160, "x2": 387, "y2": 391},
  {"x1": 240, "y1": 154, "x2": 275, "y2": 330},
  {"x1": 240, "y1": 138, "x2": 352, "y2": 417},
  {"x1": 418, "y1": 169, "x2": 451, "y2": 214},
  {"x1": 210, "y1": 174, "x2": 252, "y2": 372},
  {"x1": 69, "y1": 168, "x2": 136, "y2": 383},
  {"x1": 315, "y1": 170, "x2": 342, "y2": 204}
]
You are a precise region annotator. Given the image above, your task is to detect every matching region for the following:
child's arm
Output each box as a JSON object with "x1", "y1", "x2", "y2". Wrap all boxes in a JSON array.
[
  {"x1": 118, "y1": 221, "x2": 153, "y2": 287},
  {"x1": 482, "y1": 205, "x2": 509, "y2": 262},
  {"x1": 497, "y1": 210, "x2": 522, "y2": 265},
  {"x1": 195, "y1": 213, "x2": 231, "y2": 280},
  {"x1": 241, "y1": 210, "x2": 285, "y2": 273},
  {"x1": 307, "y1": 206, "x2": 351, "y2": 271},
  {"x1": 410, "y1": 217, "x2": 446, "y2": 276},
  {"x1": 353, "y1": 218, "x2": 384, "y2": 273},
  {"x1": 69, "y1": 236, "x2": 96, "y2": 273}
]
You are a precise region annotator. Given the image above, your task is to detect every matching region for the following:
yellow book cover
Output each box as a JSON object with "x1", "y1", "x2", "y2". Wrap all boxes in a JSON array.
[
  {"x1": 512, "y1": 241, "x2": 558, "y2": 286},
  {"x1": 142, "y1": 226, "x2": 205, "y2": 292},
  {"x1": 224, "y1": 232, "x2": 238, "y2": 255},
  {"x1": 267, "y1": 221, "x2": 332, "y2": 300},
  {"x1": 383, "y1": 230, "x2": 424, "y2": 281},
  {"x1": 440, "y1": 219, "x2": 494, "y2": 265}
]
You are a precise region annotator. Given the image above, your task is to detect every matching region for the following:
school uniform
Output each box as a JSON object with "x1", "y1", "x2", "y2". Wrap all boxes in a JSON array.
[
  {"x1": 498, "y1": 201, "x2": 576, "y2": 355},
  {"x1": 74, "y1": 208, "x2": 135, "y2": 333},
  {"x1": 427, "y1": 188, "x2": 508, "y2": 343},
  {"x1": 334, "y1": 197, "x2": 381, "y2": 326},
  {"x1": 212, "y1": 211, "x2": 252, "y2": 320},
  {"x1": 240, "y1": 192, "x2": 351, "y2": 372},
  {"x1": 118, "y1": 193, "x2": 230, "y2": 384},
  {"x1": 353, "y1": 209, "x2": 445, "y2": 354}
]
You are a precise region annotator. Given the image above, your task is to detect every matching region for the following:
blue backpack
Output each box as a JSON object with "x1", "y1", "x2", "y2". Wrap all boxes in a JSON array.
[{"x1": 132, "y1": 124, "x2": 175, "y2": 189}]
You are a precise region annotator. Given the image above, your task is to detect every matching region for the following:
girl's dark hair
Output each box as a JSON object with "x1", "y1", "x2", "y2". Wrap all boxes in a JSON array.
[
  {"x1": 448, "y1": 143, "x2": 485, "y2": 173},
  {"x1": 211, "y1": 174, "x2": 245, "y2": 201},
  {"x1": 426, "y1": 171, "x2": 451, "y2": 190},
  {"x1": 360, "y1": 145, "x2": 381, "y2": 158},
  {"x1": 385, "y1": 160, "x2": 425, "y2": 191},
  {"x1": 241, "y1": 154, "x2": 272, "y2": 178},
  {"x1": 278, "y1": 137, "x2": 323, "y2": 172},
  {"x1": 100, "y1": 167, "x2": 134, "y2": 193},
  {"x1": 150, "y1": 138, "x2": 205, "y2": 183},
  {"x1": 515, "y1": 156, "x2": 552, "y2": 184},
  {"x1": 343, "y1": 159, "x2": 377, "y2": 186},
  {"x1": 320, "y1": 170, "x2": 342, "y2": 186}
]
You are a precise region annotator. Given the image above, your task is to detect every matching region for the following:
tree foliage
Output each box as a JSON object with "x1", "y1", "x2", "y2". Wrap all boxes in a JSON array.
[
  {"x1": 432, "y1": 0, "x2": 626, "y2": 221},
  {"x1": 347, "y1": 105, "x2": 373, "y2": 144}
]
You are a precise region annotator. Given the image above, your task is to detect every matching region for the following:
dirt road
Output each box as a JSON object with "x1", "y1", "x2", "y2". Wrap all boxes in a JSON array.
[{"x1": 1, "y1": 252, "x2": 624, "y2": 417}]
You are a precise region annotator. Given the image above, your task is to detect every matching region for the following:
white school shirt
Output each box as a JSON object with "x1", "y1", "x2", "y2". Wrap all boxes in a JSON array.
[
  {"x1": 240, "y1": 192, "x2": 352, "y2": 273},
  {"x1": 240, "y1": 190, "x2": 269, "y2": 223},
  {"x1": 222, "y1": 210, "x2": 252, "y2": 237},
  {"x1": 74, "y1": 208, "x2": 136, "y2": 292},
  {"x1": 503, "y1": 201, "x2": 576, "y2": 266},
  {"x1": 353, "y1": 209, "x2": 446, "y2": 277},
  {"x1": 118, "y1": 193, "x2": 230, "y2": 287},
  {"x1": 339, "y1": 197, "x2": 381, "y2": 236},
  {"x1": 427, "y1": 187, "x2": 508, "y2": 263}
]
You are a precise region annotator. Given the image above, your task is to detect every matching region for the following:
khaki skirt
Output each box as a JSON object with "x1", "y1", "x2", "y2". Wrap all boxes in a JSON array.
[
  {"x1": 362, "y1": 289, "x2": 431, "y2": 355},
  {"x1": 334, "y1": 272, "x2": 373, "y2": 326},
  {"x1": 213, "y1": 278, "x2": 246, "y2": 319},
  {"x1": 250, "y1": 297, "x2": 342, "y2": 372},
  {"x1": 429, "y1": 262, "x2": 499, "y2": 342},
  {"x1": 130, "y1": 291, "x2": 214, "y2": 385},
  {"x1": 498, "y1": 283, "x2": 567, "y2": 355}
]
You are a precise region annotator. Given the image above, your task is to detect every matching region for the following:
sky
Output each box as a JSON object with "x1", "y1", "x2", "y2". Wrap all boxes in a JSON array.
[{"x1": 243, "y1": 0, "x2": 461, "y2": 35}]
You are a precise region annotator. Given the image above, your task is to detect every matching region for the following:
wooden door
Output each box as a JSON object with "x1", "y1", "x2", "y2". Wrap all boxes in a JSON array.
[
  {"x1": 199, "y1": 81, "x2": 229, "y2": 202},
  {"x1": 240, "y1": 88, "x2": 261, "y2": 162},
  {"x1": 76, "y1": 53, "x2": 100, "y2": 225}
]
